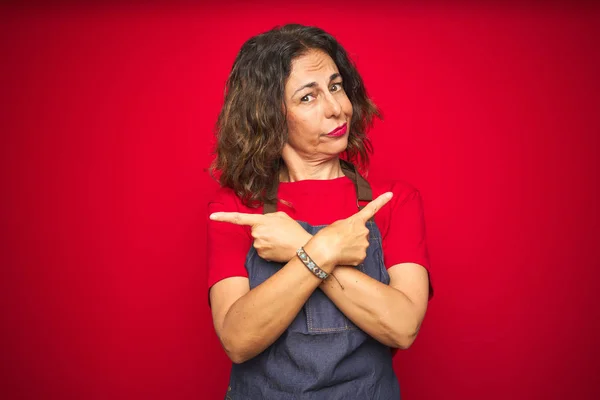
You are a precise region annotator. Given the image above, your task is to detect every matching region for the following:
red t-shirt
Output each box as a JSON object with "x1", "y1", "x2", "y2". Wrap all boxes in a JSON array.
[{"x1": 207, "y1": 176, "x2": 432, "y2": 297}]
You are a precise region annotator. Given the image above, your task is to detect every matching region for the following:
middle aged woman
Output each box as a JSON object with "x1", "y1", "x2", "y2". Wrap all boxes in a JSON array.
[{"x1": 207, "y1": 24, "x2": 432, "y2": 399}]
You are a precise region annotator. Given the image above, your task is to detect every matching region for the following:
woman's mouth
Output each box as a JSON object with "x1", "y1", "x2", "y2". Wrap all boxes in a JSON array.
[{"x1": 326, "y1": 123, "x2": 347, "y2": 137}]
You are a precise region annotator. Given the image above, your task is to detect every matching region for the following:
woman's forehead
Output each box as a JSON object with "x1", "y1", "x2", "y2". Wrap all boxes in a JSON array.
[{"x1": 290, "y1": 50, "x2": 339, "y2": 80}]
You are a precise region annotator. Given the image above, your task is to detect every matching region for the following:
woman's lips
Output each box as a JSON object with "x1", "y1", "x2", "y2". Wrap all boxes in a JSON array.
[{"x1": 326, "y1": 123, "x2": 347, "y2": 137}]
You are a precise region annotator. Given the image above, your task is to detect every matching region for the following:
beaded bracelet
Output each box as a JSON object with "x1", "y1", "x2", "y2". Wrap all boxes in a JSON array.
[{"x1": 296, "y1": 247, "x2": 328, "y2": 280}]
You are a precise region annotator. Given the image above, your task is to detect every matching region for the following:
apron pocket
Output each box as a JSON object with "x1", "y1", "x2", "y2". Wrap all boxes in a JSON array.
[
  {"x1": 304, "y1": 263, "x2": 368, "y2": 333},
  {"x1": 305, "y1": 288, "x2": 359, "y2": 333}
]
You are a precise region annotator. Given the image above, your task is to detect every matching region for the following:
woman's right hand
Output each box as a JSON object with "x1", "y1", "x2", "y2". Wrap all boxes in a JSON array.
[{"x1": 309, "y1": 192, "x2": 393, "y2": 267}]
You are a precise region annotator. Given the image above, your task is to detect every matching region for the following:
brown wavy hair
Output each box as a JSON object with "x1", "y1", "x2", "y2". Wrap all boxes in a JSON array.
[{"x1": 211, "y1": 24, "x2": 380, "y2": 207}]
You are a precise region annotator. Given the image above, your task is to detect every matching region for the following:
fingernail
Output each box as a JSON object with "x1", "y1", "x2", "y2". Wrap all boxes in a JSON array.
[
  {"x1": 209, "y1": 213, "x2": 220, "y2": 220},
  {"x1": 386, "y1": 192, "x2": 393, "y2": 199}
]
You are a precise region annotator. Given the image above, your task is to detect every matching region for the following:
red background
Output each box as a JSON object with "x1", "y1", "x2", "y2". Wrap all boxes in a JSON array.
[{"x1": 1, "y1": 2, "x2": 599, "y2": 399}]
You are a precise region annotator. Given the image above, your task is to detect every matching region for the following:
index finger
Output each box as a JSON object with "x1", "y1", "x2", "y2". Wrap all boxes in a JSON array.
[
  {"x1": 209, "y1": 212, "x2": 263, "y2": 226},
  {"x1": 354, "y1": 192, "x2": 393, "y2": 222}
]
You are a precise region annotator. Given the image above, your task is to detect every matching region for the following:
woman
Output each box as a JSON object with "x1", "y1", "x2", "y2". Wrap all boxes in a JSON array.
[{"x1": 207, "y1": 24, "x2": 432, "y2": 399}]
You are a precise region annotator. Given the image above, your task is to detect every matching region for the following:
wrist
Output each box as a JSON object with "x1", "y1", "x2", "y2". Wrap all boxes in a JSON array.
[
  {"x1": 286, "y1": 232, "x2": 313, "y2": 263},
  {"x1": 303, "y1": 236, "x2": 336, "y2": 274},
  {"x1": 319, "y1": 265, "x2": 339, "y2": 288}
]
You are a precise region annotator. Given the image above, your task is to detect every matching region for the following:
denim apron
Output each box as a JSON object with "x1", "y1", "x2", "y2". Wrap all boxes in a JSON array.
[{"x1": 226, "y1": 161, "x2": 400, "y2": 399}]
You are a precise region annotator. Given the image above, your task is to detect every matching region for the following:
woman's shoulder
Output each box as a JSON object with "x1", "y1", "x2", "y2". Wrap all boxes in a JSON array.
[
  {"x1": 367, "y1": 177, "x2": 421, "y2": 203},
  {"x1": 208, "y1": 186, "x2": 260, "y2": 214}
]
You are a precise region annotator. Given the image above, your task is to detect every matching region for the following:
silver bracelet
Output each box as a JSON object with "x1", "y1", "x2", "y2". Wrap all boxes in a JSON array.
[{"x1": 296, "y1": 247, "x2": 328, "y2": 280}]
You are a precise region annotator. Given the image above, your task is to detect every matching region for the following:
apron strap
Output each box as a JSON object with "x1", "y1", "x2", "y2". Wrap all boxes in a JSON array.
[
  {"x1": 339, "y1": 159, "x2": 373, "y2": 204},
  {"x1": 263, "y1": 170, "x2": 279, "y2": 214},
  {"x1": 263, "y1": 159, "x2": 373, "y2": 221}
]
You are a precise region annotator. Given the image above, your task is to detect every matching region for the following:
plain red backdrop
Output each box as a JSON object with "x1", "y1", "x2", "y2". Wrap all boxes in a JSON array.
[{"x1": 1, "y1": 2, "x2": 599, "y2": 399}]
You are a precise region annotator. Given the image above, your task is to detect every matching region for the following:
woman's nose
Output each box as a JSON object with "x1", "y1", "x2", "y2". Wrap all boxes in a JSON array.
[{"x1": 323, "y1": 92, "x2": 342, "y2": 118}]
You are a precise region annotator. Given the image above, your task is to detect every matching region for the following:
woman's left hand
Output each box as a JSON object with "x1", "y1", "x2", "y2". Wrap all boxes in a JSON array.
[{"x1": 210, "y1": 211, "x2": 312, "y2": 263}]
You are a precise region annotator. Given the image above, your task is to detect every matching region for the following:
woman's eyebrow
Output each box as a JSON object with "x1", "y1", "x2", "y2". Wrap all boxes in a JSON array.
[
  {"x1": 293, "y1": 82, "x2": 318, "y2": 97},
  {"x1": 292, "y1": 73, "x2": 342, "y2": 97},
  {"x1": 328, "y1": 73, "x2": 341, "y2": 82}
]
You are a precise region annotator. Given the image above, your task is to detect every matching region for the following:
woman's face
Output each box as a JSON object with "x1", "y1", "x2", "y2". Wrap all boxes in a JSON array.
[{"x1": 283, "y1": 49, "x2": 353, "y2": 163}]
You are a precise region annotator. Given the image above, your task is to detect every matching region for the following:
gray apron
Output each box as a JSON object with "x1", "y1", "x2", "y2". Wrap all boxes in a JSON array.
[{"x1": 226, "y1": 160, "x2": 400, "y2": 399}]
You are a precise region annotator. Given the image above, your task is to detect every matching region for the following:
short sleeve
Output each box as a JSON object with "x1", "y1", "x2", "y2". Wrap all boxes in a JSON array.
[
  {"x1": 206, "y1": 189, "x2": 252, "y2": 290},
  {"x1": 381, "y1": 187, "x2": 434, "y2": 299}
]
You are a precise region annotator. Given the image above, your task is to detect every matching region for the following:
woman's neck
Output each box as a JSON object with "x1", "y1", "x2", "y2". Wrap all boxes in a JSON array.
[{"x1": 279, "y1": 157, "x2": 343, "y2": 182}]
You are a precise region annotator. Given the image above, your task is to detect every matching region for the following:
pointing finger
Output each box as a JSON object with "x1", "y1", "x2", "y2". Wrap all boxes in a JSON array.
[
  {"x1": 209, "y1": 212, "x2": 263, "y2": 226},
  {"x1": 355, "y1": 192, "x2": 393, "y2": 222}
]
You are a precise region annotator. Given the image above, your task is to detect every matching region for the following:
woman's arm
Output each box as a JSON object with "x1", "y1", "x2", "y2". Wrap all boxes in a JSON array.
[
  {"x1": 313, "y1": 187, "x2": 431, "y2": 348},
  {"x1": 209, "y1": 238, "x2": 334, "y2": 364},
  {"x1": 320, "y1": 263, "x2": 430, "y2": 348}
]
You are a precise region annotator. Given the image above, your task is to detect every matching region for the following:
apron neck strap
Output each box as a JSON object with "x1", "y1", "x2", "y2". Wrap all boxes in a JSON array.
[{"x1": 263, "y1": 159, "x2": 373, "y2": 220}]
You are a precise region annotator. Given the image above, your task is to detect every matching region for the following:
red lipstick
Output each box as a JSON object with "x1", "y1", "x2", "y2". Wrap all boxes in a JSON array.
[{"x1": 326, "y1": 123, "x2": 347, "y2": 137}]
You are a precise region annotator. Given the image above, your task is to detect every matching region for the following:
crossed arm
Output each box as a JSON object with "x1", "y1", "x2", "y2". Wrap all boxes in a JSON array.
[{"x1": 209, "y1": 193, "x2": 430, "y2": 364}]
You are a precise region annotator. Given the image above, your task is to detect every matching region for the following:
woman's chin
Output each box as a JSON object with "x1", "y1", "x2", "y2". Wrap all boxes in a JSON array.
[{"x1": 329, "y1": 137, "x2": 349, "y2": 155}]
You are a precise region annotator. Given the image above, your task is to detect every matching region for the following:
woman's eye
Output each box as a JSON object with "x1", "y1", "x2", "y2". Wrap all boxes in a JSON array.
[
  {"x1": 330, "y1": 83, "x2": 343, "y2": 92},
  {"x1": 300, "y1": 94, "x2": 314, "y2": 102}
]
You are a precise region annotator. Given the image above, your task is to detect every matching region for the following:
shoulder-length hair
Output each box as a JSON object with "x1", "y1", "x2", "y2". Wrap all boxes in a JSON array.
[{"x1": 211, "y1": 24, "x2": 380, "y2": 207}]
